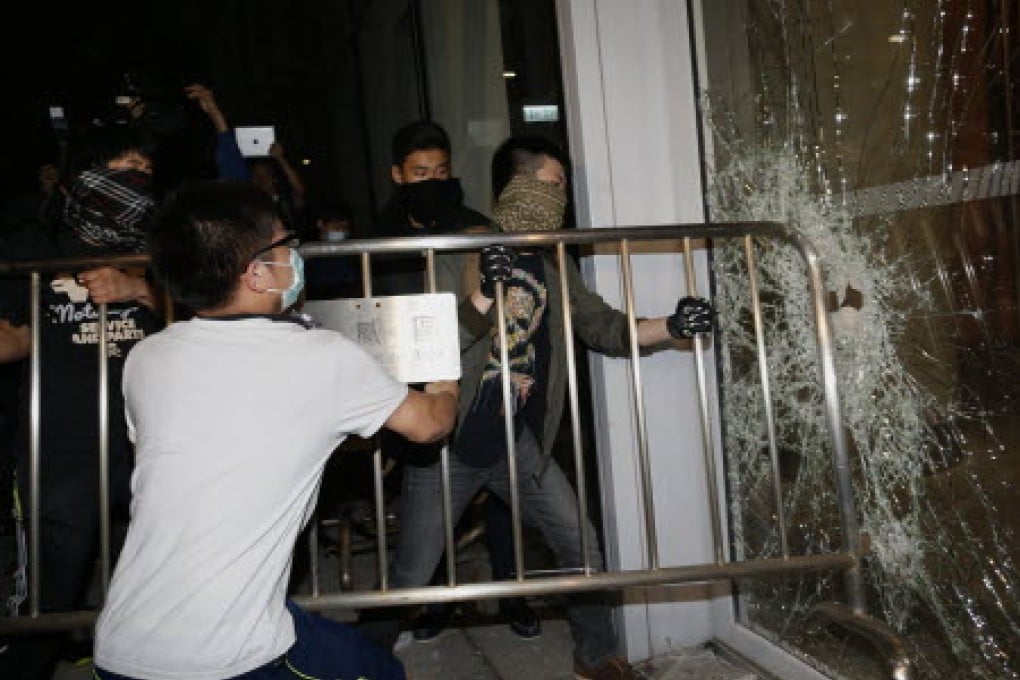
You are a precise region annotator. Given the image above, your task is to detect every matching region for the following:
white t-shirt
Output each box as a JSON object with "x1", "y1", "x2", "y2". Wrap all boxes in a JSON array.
[{"x1": 94, "y1": 316, "x2": 407, "y2": 680}]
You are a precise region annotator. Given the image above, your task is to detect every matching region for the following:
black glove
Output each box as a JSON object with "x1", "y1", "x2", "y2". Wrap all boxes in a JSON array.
[
  {"x1": 666, "y1": 296, "x2": 714, "y2": 340},
  {"x1": 479, "y1": 245, "x2": 514, "y2": 298}
]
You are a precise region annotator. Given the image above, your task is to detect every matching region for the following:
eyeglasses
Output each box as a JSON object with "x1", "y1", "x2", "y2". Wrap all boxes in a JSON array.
[{"x1": 251, "y1": 231, "x2": 299, "y2": 261}]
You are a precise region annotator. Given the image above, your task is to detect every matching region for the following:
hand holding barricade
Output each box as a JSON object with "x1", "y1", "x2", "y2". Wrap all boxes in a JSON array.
[
  {"x1": 479, "y1": 245, "x2": 514, "y2": 299},
  {"x1": 666, "y1": 296, "x2": 714, "y2": 340}
]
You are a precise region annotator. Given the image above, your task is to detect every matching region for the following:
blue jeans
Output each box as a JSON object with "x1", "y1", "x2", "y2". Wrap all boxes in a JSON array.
[{"x1": 391, "y1": 427, "x2": 618, "y2": 666}]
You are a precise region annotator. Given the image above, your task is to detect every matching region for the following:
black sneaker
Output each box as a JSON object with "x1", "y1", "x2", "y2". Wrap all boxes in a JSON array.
[
  {"x1": 500, "y1": 598, "x2": 541, "y2": 639},
  {"x1": 411, "y1": 604, "x2": 452, "y2": 642}
]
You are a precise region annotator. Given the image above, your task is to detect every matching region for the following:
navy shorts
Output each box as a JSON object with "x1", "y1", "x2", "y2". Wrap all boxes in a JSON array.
[{"x1": 94, "y1": 600, "x2": 405, "y2": 680}]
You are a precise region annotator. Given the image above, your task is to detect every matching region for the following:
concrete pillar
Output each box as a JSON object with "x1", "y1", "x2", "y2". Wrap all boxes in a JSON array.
[{"x1": 554, "y1": 0, "x2": 728, "y2": 660}]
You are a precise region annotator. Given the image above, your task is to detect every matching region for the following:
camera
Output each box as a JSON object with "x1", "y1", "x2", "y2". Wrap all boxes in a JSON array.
[
  {"x1": 119, "y1": 73, "x2": 185, "y2": 104},
  {"x1": 113, "y1": 72, "x2": 189, "y2": 135}
]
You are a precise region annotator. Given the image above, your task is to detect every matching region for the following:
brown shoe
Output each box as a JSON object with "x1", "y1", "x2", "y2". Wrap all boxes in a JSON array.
[{"x1": 574, "y1": 655, "x2": 642, "y2": 680}]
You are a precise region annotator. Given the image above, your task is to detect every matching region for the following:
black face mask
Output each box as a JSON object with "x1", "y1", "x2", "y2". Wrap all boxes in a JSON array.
[{"x1": 395, "y1": 178, "x2": 464, "y2": 229}]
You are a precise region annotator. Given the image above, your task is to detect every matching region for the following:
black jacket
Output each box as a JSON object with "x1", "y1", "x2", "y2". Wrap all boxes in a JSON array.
[{"x1": 369, "y1": 197, "x2": 489, "y2": 297}]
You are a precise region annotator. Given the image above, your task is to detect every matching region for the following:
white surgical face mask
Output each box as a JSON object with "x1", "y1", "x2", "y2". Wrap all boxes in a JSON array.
[
  {"x1": 324, "y1": 230, "x2": 349, "y2": 242},
  {"x1": 264, "y1": 248, "x2": 306, "y2": 311}
]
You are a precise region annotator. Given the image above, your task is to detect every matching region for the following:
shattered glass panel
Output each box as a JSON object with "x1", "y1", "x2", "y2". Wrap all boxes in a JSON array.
[{"x1": 698, "y1": 0, "x2": 1020, "y2": 678}]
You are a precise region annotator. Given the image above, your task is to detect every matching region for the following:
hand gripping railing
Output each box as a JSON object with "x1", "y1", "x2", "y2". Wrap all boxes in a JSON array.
[{"x1": 0, "y1": 223, "x2": 909, "y2": 679}]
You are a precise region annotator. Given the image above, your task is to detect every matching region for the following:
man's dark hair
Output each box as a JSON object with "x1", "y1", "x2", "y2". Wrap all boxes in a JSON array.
[
  {"x1": 75, "y1": 123, "x2": 157, "y2": 172},
  {"x1": 491, "y1": 135, "x2": 569, "y2": 199},
  {"x1": 391, "y1": 120, "x2": 451, "y2": 166},
  {"x1": 147, "y1": 181, "x2": 278, "y2": 312}
]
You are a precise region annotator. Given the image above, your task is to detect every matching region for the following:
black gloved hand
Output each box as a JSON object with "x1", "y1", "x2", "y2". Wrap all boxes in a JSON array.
[
  {"x1": 479, "y1": 245, "x2": 514, "y2": 299},
  {"x1": 666, "y1": 296, "x2": 714, "y2": 340}
]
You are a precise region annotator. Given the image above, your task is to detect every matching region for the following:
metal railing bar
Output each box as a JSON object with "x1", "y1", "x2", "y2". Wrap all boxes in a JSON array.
[
  {"x1": 425, "y1": 249, "x2": 457, "y2": 586},
  {"x1": 98, "y1": 303, "x2": 111, "y2": 597},
  {"x1": 796, "y1": 238, "x2": 866, "y2": 613},
  {"x1": 305, "y1": 551, "x2": 854, "y2": 609},
  {"x1": 744, "y1": 236, "x2": 789, "y2": 559},
  {"x1": 494, "y1": 281, "x2": 526, "y2": 582},
  {"x1": 521, "y1": 566, "x2": 590, "y2": 578},
  {"x1": 296, "y1": 223, "x2": 793, "y2": 258},
  {"x1": 357, "y1": 256, "x2": 389, "y2": 593},
  {"x1": 0, "y1": 553, "x2": 855, "y2": 634},
  {"x1": 29, "y1": 272, "x2": 41, "y2": 616},
  {"x1": 372, "y1": 429, "x2": 387, "y2": 589},
  {"x1": 360, "y1": 252, "x2": 372, "y2": 298},
  {"x1": 0, "y1": 224, "x2": 792, "y2": 274},
  {"x1": 619, "y1": 240, "x2": 659, "y2": 570},
  {"x1": 683, "y1": 238, "x2": 724, "y2": 565},
  {"x1": 439, "y1": 443, "x2": 456, "y2": 584},
  {"x1": 556, "y1": 243, "x2": 592, "y2": 575},
  {"x1": 425, "y1": 248, "x2": 437, "y2": 294},
  {"x1": 809, "y1": 602, "x2": 912, "y2": 680}
]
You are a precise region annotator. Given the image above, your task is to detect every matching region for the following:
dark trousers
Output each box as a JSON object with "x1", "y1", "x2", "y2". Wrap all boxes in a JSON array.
[
  {"x1": 417, "y1": 492, "x2": 521, "y2": 619},
  {"x1": 0, "y1": 450, "x2": 131, "y2": 680},
  {"x1": 363, "y1": 428, "x2": 617, "y2": 666},
  {"x1": 483, "y1": 493, "x2": 517, "y2": 581}
]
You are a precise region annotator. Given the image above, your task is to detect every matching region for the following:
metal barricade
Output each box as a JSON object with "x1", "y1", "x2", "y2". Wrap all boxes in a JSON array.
[{"x1": 0, "y1": 223, "x2": 909, "y2": 679}]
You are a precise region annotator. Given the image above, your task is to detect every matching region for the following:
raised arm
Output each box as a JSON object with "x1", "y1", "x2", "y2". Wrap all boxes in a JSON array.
[
  {"x1": 185, "y1": 83, "x2": 248, "y2": 181},
  {"x1": 383, "y1": 380, "x2": 459, "y2": 444},
  {"x1": 184, "y1": 83, "x2": 229, "y2": 133}
]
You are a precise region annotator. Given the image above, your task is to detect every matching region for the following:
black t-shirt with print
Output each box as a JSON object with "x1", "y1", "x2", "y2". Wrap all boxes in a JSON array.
[
  {"x1": 0, "y1": 233, "x2": 161, "y2": 464},
  {"x1": 453, "y1": 252, "x2": 550, "y2": 467}
]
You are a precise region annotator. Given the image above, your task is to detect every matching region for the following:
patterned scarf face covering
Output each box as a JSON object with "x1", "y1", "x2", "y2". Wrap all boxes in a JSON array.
[
  {"x1": 63, "y1": 168, "x2": 155, "y2": 254},
  {"x1": 491, "y1": 175, "x2": 567, "y2": 232}
]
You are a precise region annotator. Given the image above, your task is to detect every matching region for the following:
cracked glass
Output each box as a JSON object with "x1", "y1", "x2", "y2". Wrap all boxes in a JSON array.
[{"x1": 699, "y1": 1, "x2": 1020, "y2": 677}]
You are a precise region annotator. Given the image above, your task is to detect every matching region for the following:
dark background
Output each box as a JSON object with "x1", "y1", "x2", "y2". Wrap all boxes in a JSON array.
[
  {"x1": 1, "y1": 0, "x2": 394, "y2": 207},
  {"x1": 0, "y1": 0, "x2": 568, "y2": 230}
]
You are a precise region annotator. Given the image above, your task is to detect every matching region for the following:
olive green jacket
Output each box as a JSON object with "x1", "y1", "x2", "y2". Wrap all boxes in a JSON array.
[{"x1": 435, "y1": 248, "x2": 632, "y2": 470}]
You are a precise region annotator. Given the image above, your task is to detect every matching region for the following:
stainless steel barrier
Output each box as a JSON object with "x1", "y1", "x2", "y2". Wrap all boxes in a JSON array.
[{"x1": 0, "y1": 224, "x2": 909, "y2": 679}]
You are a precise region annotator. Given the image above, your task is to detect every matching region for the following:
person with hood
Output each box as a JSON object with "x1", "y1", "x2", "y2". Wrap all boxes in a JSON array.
[
  {"x1": 0, "y1": 123, "x2": 164, "y2": 680},
  {"x1": 379, "y1": 134, "x2": 714, "y2": 680}
]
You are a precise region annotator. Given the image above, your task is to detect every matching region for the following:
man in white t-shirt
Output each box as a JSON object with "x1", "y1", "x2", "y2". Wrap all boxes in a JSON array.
[{"x1": 93, "y1": 181, "x2": 458, "y2": 680}]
